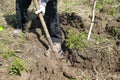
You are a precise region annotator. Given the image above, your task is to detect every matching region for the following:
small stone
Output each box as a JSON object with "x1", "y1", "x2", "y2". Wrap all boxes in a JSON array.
[
  {"x1": 0, "y1": 62, "x2": 2, "y2": 66},
  {"x1": 117, "y1": 17, "x2": 120, "y2": 22},
  {"x1": 62, "y1": 68, "x2": 76, "y2": 79},
  {"x1": 52, "y1": 69, "x2": 55, "y2": 74},
  {"x1": 44, "y1": 49, "x2": 51, "y2": 58}
]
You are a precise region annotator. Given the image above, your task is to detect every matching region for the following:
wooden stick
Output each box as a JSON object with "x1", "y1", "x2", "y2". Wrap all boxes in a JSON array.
[
  {"x1": 33, "y1": 0, "x2": 54, "y2": 50},
  {"x1": 87, "y1": 0, "x2": 97, "y2": 40}
]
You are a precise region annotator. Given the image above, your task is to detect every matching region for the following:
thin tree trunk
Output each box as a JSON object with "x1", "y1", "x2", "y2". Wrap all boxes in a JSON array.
[{"x1": 87, "y1": 0, "x2": 97, "y2": 40}]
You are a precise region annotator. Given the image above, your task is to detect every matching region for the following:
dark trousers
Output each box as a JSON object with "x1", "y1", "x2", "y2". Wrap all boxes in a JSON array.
[
  {"x1": 16, "y1": 0, "x2": 62, "y2": 43},
  {"x1": 16, "y1": 0, "x2": 32, "y2": 30}
]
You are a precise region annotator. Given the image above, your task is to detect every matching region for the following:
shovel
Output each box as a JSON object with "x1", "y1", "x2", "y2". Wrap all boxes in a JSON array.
[{"x1": 33, "y1": 0, "x2": 54, "y2": 51}]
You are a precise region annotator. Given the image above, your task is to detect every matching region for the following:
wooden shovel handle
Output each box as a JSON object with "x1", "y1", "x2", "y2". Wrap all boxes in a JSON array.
[{"x1": 33, "y1": 0, "x2": 54, "y2": 50}]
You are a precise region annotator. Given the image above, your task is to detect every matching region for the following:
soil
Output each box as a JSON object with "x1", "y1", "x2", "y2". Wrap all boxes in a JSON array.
[{"x1": 0, "y1": 0, "x2": 120, "y2": 80}]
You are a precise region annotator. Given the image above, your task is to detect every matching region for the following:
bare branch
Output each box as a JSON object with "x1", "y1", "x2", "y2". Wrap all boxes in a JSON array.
[{"x1": 87, "y1": 0, "x2": 97, "y2": 40}]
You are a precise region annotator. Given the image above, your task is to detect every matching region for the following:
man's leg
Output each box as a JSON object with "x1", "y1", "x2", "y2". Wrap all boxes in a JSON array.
[
  {"x1": 45, "y1": 0, "x2": 63, "y2": 57},
  {"x1": 15, "y1": 0, "x2": 31, "y2": 32},
  {"x1": 45, "y1": 0, "x2": 62, "y2": 43}
]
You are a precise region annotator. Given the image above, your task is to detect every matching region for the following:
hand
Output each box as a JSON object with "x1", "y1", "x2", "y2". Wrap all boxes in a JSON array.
[{"x1": 35, "y1": 5, "x2": 45, "y2": 15}]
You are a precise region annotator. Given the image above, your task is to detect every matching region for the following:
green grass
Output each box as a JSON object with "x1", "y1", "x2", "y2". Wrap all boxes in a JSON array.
[
  {"x1": 2, "y1": 50, "x2": 16, "y2": 59},
  {"x1": 107, "y1": 27, "x2": 120, "y2": 37},
  {"x1": 0, "y1": 41, "x2": 6, "y2": 52},
  {"x1": 0, "y1": 27, "x2": 28, "y2": 76},
  {"x1": 69, "y1": 78, "x2": 77, "y2": 80},
  {"x1": 89, "y1": 34, "x2": 116, "y2": 55},
  {"x1": 58, "y1": 0, "x2": 81, "y2": 13},
  {"x1": 96, "y1": 0, "x2": 117, "y2": 15},
  {"x1": 18, "y1": 33, "x2": 26, "y2": 44},
  {"x1": 0, "y1": 27, "x2": 14, "y2": 56},
  {"x1": 9, "y1": 57, "x2": 28, "y2": 76},
  {"x1": 65, "y1": 28, "x2": 88, "y2": 51}
]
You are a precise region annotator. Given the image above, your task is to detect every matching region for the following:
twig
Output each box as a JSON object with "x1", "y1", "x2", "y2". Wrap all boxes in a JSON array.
[{"x1": 87, "y1": 0, "x2": 97, "y2": 40}]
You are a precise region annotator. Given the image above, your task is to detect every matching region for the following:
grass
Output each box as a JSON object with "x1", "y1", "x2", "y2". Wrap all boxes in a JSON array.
[
  {"x1": 96, "y1": 0, "x2": 117, "y2": 15},
  {"x1": 65, "y1": 27, "x2": 115, "y2": 54},
  {"x1": 58, "y1": 0, "x2": 81, "y2": 13},
  {"x1": 69, "y1": 78, "x2": 77, "y2": 80},
  {"x1": 65, "y1": 28, "x2": 88, "y2": 51},
  {"x1": 89, "y1": 34, "x2": 116, "y2": 55},
  {"x1": 0, "y1": 28, "x2": 14, "y2": 55},
  {"x1": 2, "y1": 50, "x2": 16, "y2": 59},
  {"x1": 0, "y1": 41, "x2": 6, "y2": 52},
  {"x1": 107, "y1": 27, "x2": 120, "y2": 38},
  {"x1": 0, "y1": 27, "x2": 28, "y2": 76},
  {"x1": 18, "y1": 33, "x2": 26, "y2": 44},
  {"x1": 9, "y1": 57, "x2": 28, "y2": 76},
  {"x1": 0, "y1": 3, "x2": 28, "y2": 74}
]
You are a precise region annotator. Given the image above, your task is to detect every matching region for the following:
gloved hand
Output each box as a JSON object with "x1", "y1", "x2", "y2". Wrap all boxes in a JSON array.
[{"x1": 35, "y1": 5, "x2": 45, "y2": 15}]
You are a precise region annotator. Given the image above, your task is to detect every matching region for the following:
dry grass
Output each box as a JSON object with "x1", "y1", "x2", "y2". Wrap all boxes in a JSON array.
[{"x1": 58, "y1": 0, "x2": 81, "y2": 13}]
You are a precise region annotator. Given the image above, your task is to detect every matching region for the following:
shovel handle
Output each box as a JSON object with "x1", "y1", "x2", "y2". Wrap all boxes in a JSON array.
[
  {"x1": 33, "y1": 0, "x2": 39, "y2": 9},
  {"x1": 33, "y1": 0, "x2": 54, "y2": 50}
]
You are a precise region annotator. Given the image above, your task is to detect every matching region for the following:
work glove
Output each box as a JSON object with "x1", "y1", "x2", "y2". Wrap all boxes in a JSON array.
[
  {"x1": 35, "y1": 0, "x2": 47, "y2": 15},
  {"x1": 35, "y1": 5, "x2": 45, "y2": 15}
]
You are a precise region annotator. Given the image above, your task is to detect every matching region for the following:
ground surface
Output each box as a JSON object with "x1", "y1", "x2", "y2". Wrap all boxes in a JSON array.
[{"x1": 0, "y1": 0, "x2": 120, "y2": 80}]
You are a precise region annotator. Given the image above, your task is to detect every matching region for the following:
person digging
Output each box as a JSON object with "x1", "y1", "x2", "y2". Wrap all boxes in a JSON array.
[{"x1": 14, "y1": 0, "x2": 63, "y2": 58}]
